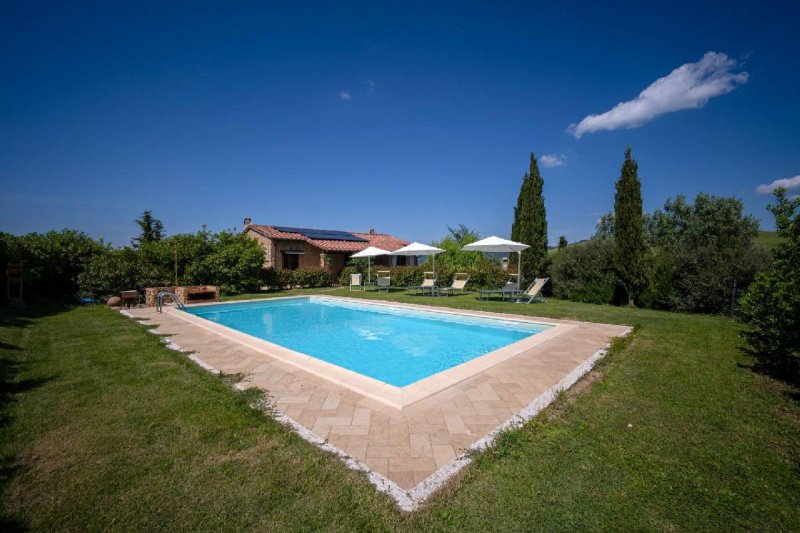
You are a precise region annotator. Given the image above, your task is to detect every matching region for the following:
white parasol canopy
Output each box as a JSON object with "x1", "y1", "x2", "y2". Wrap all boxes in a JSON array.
[
  {"x1": 389, "y1": 242, "x2": 444, "y2": 276},
  {"x1": 351, "y1": 246, "x2": 390, "y2": 284},
  {"x1": 462, "y1": 236, "x2": 530, "y2": 289}
]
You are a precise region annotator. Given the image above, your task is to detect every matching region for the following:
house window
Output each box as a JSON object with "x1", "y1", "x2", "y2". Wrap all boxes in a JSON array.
[{"x1": 282, "y1": 252, "x2": 300, "y2": 270}]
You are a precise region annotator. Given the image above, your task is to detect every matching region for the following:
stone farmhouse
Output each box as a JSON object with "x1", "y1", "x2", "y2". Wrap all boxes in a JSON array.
[{"x1": 243, "y1": 218, "x2": 414, "y2": 277}]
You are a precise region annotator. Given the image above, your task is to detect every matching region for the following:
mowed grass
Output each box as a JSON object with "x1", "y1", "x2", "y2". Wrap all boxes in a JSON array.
[{"x1": 1, "y1": 291, "x2": 798, "y2": 530}]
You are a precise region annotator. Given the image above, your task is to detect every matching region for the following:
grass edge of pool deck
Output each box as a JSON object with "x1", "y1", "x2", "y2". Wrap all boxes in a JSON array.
[{"x1": 1, "y1": 292, "x2": 798, "y2": 530}]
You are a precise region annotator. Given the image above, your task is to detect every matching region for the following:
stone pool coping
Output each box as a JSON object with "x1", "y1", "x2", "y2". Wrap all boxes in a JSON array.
[{"x1": 168, "y1": 295, "x2": 577, "y2": 409}]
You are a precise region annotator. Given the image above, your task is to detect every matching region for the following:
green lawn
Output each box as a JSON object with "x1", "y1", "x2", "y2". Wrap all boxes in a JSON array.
[{"x1": 1, "y1": 291, "x2": 798, "y2": 530}]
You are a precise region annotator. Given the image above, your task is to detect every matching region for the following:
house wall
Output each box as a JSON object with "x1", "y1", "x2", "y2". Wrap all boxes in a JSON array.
[
  {"x1": 245, "y1": 229, "x2": 276, "y2": 268},
  {"x1": 276, "y1": 240, "x2": 322, "y2": 270},
  {"x1": 245, "y1": 228, "x2": 323, "y2": 271},
  {"x1": 324, "y1": 252, "x2": 348, "y2": 275}
]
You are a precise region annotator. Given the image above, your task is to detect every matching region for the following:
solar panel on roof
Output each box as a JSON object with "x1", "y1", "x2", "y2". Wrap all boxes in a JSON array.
[{"x1": 273, "y1": 226, "x2": 368, "y2": 242}]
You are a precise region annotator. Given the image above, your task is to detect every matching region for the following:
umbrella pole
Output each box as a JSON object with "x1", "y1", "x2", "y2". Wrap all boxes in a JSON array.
[
  {"x1": 368, "y1": 257, "x2": 371, "y2": 285},
  {"x1": 517, "y1": 250, "x2": 522, "y2": 289}
]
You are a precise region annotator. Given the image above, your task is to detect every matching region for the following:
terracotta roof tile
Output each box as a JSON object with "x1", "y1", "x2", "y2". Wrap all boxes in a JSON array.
[{"x1": 248, "y1": 224, "x2": 408, "y2": 252}]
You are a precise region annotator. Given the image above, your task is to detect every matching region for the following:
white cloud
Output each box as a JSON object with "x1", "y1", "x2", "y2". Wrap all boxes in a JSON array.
[
  {"x1": 756, "y1": 174, "x2": 800, "y2": 195},
  {"x1": 339, "y1": 91, "x2": 352, "y2": 101},
  {"x1": 540, "y1": 154, "x2": 566, "y2": 168},
  {"x1": 365, "y1": 79, "x2": 375, "y2": 92},
  {"x1": 568, "y1": 52, "x2": 748, "y2": 138}
]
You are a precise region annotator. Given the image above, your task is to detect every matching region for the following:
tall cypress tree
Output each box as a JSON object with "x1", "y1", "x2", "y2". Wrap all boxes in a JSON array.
[
  {"x1": 511, "y1": 153, "x2": 548, "y2": 284},
  {"x1": 613, "y1": 147, "x2": 647, "y2": 306}
]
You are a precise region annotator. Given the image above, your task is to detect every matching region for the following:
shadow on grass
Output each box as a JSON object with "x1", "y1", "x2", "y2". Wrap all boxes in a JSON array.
[
  {"x1": 0, "y1": 302, "x2": 70, "y2": 531},
  {"x1": 738, "y1": 346, "x2": 800, "y2": 398}
]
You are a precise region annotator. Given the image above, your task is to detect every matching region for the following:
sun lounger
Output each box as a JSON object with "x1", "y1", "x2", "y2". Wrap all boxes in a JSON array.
[
  {"x1": 515, "y1": 277, "x2": 549, "y2": 304},
  {"x1": 439, "y1": 273, "x2": 470, "y2": 296},
  {"x1": 406, "y1": 272, "x2": 437, "y2": 295},
  {"x1": 376, "y1": 270, "x2": 391, "y2": 292},
  {"x1": 477, "y1": 281, "x2": 518, "y2": 301}
]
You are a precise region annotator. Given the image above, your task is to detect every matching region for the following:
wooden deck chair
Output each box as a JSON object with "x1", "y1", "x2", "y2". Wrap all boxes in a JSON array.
[{"x1": 350, "y1": 273, "x2": 363, "y2": 291}]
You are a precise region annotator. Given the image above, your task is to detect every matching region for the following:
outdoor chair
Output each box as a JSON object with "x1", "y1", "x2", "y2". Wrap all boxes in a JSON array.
[
  {"x1": 120, "y1": 290, "x2": 138, "y2": 308},
  {"x1": 376, "y1": 270, "x2": 391, "y2": 292},
  {"x1": 515, "y1": 277, "x2": 549, "y2": 304},
  {"x1": 406, "y1": 271, "x2": 437, "y2": 295},
  {"x1": 439, "y1": 273, "x2": 470, "y2": 296},
  {"x1": 477, "y1": 278, "x2": 519, "y2": 301},
  {"x1": 350, "y1": 273, "x2": 363, "y2": 291}
]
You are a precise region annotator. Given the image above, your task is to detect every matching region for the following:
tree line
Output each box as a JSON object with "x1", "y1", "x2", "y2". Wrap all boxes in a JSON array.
[{"x1": 508, "y1": 148, "x2": 798, "y2": 381}]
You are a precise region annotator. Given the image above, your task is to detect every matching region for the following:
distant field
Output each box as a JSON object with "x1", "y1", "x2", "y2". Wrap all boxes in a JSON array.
[
  {"x1": 755, "y1": 231, "x2": 783, "y2": 249},
  {"x1": 548, "y1": 239, "x2": 588, "y2": 255},
  {"x1": 548, "y1": 232, "x2": 782, "y2": 254}
]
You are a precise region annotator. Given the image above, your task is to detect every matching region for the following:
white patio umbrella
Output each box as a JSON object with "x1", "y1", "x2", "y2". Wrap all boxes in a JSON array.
[
  {"x1": 389, "y1": 242, "x2": 444, "y2": 276},
  {"x1": 462, "y1": 236, "x2": 530, "y2": 289},
  {"x1": 350, "y1": 246, "x2": 390, "y2": 284}
]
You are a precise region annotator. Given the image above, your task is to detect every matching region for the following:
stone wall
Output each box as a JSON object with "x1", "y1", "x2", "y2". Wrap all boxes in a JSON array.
[
  {"x1": 144, "y1": 286, "x2": 220, "y2": 307},
  {"x1": 145, "y1": 286, "x2": 176, "y2": 307},
  {"x1": 175, "y1": 285, "x2": 220, "y2": 304},
  {"x1": 245, "y1": 229, "x2": 277, "y2": 268}
]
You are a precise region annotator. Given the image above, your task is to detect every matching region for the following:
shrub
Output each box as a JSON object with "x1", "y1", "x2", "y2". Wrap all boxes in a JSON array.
[
  {"x1": 269, "y1": 268, "x2": 334, "y2": 289},
  {"x1": 3, "y1": 230, "x2": 108, "y2": 299},
  {"x1": 290, "y1": 267, "x2": 333, "y2": 288},
  {"x1": 338, "y1": 266, "x2": 360, "y2": 286},
  {"x1": 550, "y1": 238, "x2": 616, "y2": 304},
  {"x1": 644, "y1": 194, "x2": 768, "y2": 313},
  {"x1": 78, "y1": 249, "x2": 171, "y2": 299},
  {"x1": 262, "y1": 267, "x2": 281, "y2": 289},
  {"x1": 183, "y1": 232, "x2": 264, "y2": 294},
  {"x1": 390, "y1": 265, "x2": 426, "y2": 287},
  {"x1": 739, "y1": 189, "x2": 800, "y2": 382}
]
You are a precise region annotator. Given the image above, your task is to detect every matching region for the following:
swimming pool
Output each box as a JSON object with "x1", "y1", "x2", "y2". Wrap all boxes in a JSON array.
[{"x1": 183, "y1": 296, "x2": 551, "y2": 387}]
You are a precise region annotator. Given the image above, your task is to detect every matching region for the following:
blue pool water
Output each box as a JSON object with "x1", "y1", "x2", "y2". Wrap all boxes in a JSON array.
[{"x1": 184, "y1": 297, "x2": 549, "y2": 387}]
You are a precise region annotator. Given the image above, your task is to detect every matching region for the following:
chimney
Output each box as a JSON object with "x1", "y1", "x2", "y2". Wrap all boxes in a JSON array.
[
  {"x1": 369, "y1": 228, "x2": 376, "y2": 235},
  {"x1": 243, "y1": 217, "x2": 252, "y2": 227}
]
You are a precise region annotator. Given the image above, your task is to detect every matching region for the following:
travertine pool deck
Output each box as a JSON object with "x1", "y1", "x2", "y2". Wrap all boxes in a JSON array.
[{"x1": 125, "y1": 296, "x2": 628, "y2": 508}]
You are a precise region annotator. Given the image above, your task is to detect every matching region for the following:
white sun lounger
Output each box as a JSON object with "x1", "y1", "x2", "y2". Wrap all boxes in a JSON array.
[
  {"x1": 515, "y1": 277, "x2": 549, "y2": 304},
  {"x1": 439, "y1": 273, "x2": 470, "y2": 296}
]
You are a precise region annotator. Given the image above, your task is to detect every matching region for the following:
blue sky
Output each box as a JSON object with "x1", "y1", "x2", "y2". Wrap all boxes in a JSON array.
[{"x1": 2, "y1": 0, "x2": 799, "y2": 246}]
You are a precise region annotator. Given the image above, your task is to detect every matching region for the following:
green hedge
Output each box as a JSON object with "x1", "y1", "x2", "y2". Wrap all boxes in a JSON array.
[
  {"x1": 550, "y1": 239, "x2": 617, "y2": 304},
  {"x1": 263, "y1": 267, "x2": 333, "y2": 289},
  {"x1": 337, "y1": 264, "x2": 508, "y2": 290}
]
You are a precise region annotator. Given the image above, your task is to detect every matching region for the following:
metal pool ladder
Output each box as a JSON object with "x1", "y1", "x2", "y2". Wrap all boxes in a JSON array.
[{"x1": 156, "y1": 291, "x2": 185, "y2": 313}]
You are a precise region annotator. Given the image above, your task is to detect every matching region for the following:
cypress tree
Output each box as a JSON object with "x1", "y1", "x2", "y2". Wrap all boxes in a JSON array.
[
  {"x1": 613, "y1": 147, "x2": 647, "y2": 306},
  {"x1": 511, "y1": 153, "x2": 548, "y2": 284}
]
